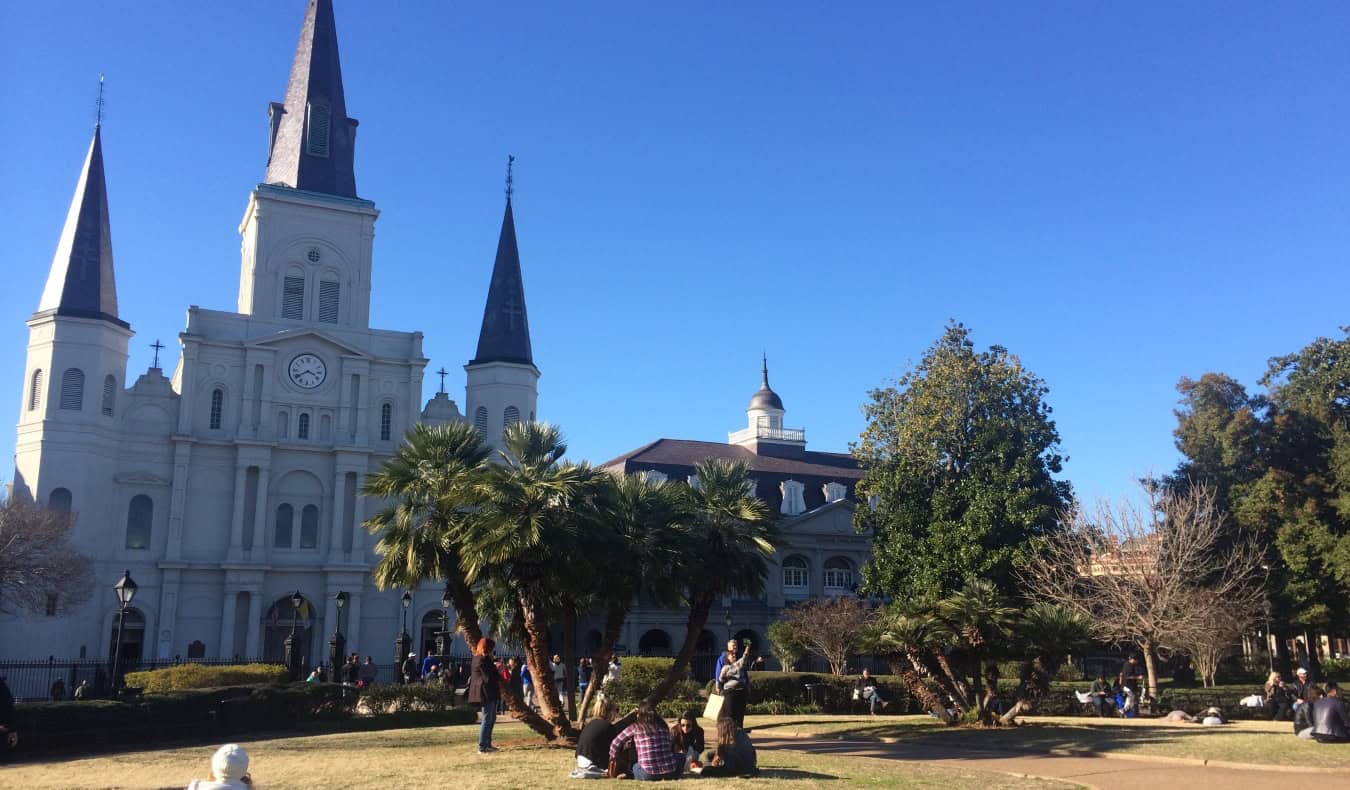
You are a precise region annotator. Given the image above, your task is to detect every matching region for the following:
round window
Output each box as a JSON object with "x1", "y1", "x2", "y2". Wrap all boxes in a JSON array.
[{"x1": 307, "y1": 247, "x2": 321, "y2": 262}]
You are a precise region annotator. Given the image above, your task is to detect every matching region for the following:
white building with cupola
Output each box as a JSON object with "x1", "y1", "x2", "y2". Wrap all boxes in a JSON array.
[{"x1": 2, "y1": 0, "x2": 538, "y2": 669}]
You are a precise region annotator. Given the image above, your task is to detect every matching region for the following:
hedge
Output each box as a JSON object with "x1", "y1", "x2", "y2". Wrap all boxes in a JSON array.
[
  {"x1": 745, "y1": 672, "x2": 918, "y2": 715},
  {"x1": 124, "y1": 663, "x2": 289, "y2": 692},
  {"x1": 598, "y1": 657, "x2": 704, "y2": 718}
]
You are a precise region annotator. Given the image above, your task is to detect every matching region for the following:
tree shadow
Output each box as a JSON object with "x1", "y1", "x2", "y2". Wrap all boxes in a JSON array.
[{"x1": 755, "y1": 768, "x2": 840, "y2": 781}]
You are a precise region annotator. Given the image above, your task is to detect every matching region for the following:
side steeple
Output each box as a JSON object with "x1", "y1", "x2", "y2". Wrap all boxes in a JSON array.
[
  {"x1": 36, "y1": 122, "x2": 126, "y2": 328},
  {"x1": 470, "y1": 171, "x2": 533, "y2": 366},
  {"x1": 263, "y1": 0, "x2": 359, "y2": 198}
]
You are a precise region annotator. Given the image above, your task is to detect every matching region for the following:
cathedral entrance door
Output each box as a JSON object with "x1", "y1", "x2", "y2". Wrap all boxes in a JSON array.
[{"x1": 263, "y1": 596, "x2": 315, "y2": 667}]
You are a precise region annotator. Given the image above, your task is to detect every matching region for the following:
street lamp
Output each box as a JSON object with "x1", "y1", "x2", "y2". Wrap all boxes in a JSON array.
[
  {"x1": 724, "y1": 608, "x2": 733, "y2": 644},
  {"x1": 395, "y1": 590, "x2": 413, "y2": 683},
  {"x1": 436, "y1": 585, "x2": 452, "y2": 657},
  {"x1": 1261, "y1": 564, "x2": 1274, "y2": 672},
  {"x1": 283, "y1": 590, "x2": 305, "y2": 681},
  {"x1": 328, "y1": 591, "x2": 348, "y2": 678},
  {"x1": 110, "y1": 570, "x2": 138, "y2": 693}
]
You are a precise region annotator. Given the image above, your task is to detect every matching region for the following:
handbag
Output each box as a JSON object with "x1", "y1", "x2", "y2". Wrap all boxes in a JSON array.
[{"x1": 703, "y1": 690, "x2": 726, "y2": 720}]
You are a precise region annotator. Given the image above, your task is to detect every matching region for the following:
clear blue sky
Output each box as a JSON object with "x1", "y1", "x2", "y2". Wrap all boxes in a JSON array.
[{"x1": 2, "y1": 1, "x2": 1347, "y2": 505}]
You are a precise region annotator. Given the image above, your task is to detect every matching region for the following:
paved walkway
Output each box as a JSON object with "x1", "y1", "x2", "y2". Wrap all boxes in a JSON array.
[{"x1": 755, "y1": 735, "x2": 1333, "y2": 790}]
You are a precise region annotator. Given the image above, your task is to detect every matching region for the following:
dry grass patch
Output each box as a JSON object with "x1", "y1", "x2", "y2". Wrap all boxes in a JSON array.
[{"x1": 1, "y1": 719, "x2": 1079, "y2": 790}]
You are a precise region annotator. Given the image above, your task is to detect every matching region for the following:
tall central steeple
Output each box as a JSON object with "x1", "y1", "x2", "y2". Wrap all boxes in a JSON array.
[
  {"x1": 263, "y1": 0, "x2": 359, "y2": 198},
  {"x1": 471, "y1": 195, "x2": 534, "y2": 366}
]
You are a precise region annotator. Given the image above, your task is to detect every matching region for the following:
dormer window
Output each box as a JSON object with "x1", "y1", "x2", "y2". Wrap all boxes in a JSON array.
[
  {"x1": 306, "y1": 97, "x2": 332, "y2": 158},
  {"x1": 780, "y1": 479, "x2": 806, "y2": 516}
]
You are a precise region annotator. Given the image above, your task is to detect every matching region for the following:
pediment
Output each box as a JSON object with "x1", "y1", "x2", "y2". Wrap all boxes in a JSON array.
[{"x1": 248, "y1": 328, "x2": 371, "y2": 358}]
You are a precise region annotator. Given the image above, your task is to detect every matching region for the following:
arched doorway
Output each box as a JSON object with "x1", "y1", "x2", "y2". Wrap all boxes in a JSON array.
[
  {"x1": 638, "y1": 628, "x2": 672, "y2": 656},
  {"x1": 263, "y1": 595, "x2": 315, "y2": 666},
  {"x1": 108, "y1": 608, "x2": 145, "y2": 665},
  {"x1": 420, "y1": 611, "x2": 451, "y2": 657}
]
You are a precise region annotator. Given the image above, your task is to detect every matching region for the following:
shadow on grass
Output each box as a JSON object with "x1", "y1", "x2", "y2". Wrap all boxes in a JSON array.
[{"x1": 756, "y1": 768, "x2": 841, "y2": 781}]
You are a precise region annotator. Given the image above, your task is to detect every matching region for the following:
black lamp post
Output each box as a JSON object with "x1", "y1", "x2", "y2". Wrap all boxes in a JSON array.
[
  {"x1": 110, "y1": 569, "x2": 138, "y2": 693},
  {"x1": 436, "y1": 585, "x2": 452, "y2": 657},
  {"x1": 1261, "y1": 564, "x2": 1274, "y2": 672},
  {"x1": 395, "y1": 590, "x2": 413, "y2": 683},
  {"x1": 724, "y1": 608, "x2": 733, "y2": 644},
  {"x1": 283, "y1": 590, "x2": 305, "y2": 681},
  {"x1": 328, "y1": 591, "x2": 348, "y2": 678}
]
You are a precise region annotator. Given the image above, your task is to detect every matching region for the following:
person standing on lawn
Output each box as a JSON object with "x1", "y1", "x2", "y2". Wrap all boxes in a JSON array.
[
  {"x1": 467, "y1": 637, "x2": 501, "y2": 754},
  {"x1": 715, "y1": 639, "x2": 754, "y2": 729}
]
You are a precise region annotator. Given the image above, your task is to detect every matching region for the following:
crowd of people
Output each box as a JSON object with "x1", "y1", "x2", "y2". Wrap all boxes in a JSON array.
[{"x1": 1264, "y1": 668, "x2": 1348, "y2": 742}]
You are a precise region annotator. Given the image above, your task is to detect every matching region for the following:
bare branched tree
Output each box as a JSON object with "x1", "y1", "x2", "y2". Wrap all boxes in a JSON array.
[
  {"x1": 1178, "y1": 589, "x2": 1258, "y2": 687},
  {"x1": 783, "y1": 595, "x2": 874, "y2": 675},
  {"x1": 1020, "y1": 482, "x2": 1264, "y2": 699},
  {"x1": 0, "y1": 497, "x2": 94, "y2": 615}
]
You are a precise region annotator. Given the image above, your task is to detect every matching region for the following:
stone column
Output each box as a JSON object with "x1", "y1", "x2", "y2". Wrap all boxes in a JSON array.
[
  {"x1": 165, "y1": 440, "x2": 193, "y2": 562},
  {"x1": 328, "y1": 469, "x2": 347, "y2": 563},
  {"x1": 244, "y1": 590, "x2": 264, "y2": 659},
  {"x1": 228, "y1": 462, "x2": 248, "y2": 557},
  {"x1": 253, "y1": 467, "x2": 271, "y2": 562},
  {"x1": 346, "y1": 587, "x2": 363, "y2": 659},
  {"x1": 218, "y1": 591, "x2": 238, "y2": 659}
]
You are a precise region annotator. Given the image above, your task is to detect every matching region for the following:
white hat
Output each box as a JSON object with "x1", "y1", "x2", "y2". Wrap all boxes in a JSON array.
[
  {"x1": 1296, "y1": 667, "x2": 1309, "y2": 675},
  {"x1": 408, "y1": 652, "x2": 416, "y2": 658},
  {"x1": 211, "y1": 744, "x2": 249, "y2": 781}
]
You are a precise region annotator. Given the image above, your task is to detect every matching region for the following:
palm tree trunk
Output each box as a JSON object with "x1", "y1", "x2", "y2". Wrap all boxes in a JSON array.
[
  {"x1": 932, "y1": 650, "x2": 971, "y2": 713},
  {"x1": 578, "y1": 603, "x2": 625, "y2": 721},
  {"x1": 445, "y1": 572, "x2": 483, "y2": 646},
  {"x1": 644, "y1": 591, "x2": 714, "y2": 707},
  {"x1": 896, "y1": 655, "x2": 953, "y2": 725},
  {"x1": 518, "y1": 594, "x2": 578, "y2": 740}
]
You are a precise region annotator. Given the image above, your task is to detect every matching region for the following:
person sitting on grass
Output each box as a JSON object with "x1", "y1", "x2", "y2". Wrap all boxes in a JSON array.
[
  {"x1": 699, "y1": 717, "x2": 758, "y2": 778},
  {"x1": 670, "y1": 710, "x2": 706, "y2": 769},
  {"x1": 186, "y1": 743, "x2": 252, "y2": 789},
  {"x1": 1295, "y1": 686, "x2": 1321, "y2": 738},
  {"x1": 1313, "y1": 684, "x2": 1349, "y2": 743},
  {"x1": 571, "y1": 699, "x2": 628, "y2": 778},
  {"x1": 608, "y1": 704, "x2": 682, "y2": 781}
]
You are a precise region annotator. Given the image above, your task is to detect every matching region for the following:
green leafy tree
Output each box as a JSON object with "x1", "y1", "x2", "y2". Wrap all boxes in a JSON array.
[
  {"x1": 644, "y1": 458, "x2": 779, "y2": 705},
  {"x1": 765, "y1": 619, "x2": 808, "y2": 671},
  {"x1": 854, "y1": 322, "x2": 1072, "y2": 601}
]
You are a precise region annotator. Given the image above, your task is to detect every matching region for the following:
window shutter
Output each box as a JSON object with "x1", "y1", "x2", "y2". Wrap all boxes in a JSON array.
[
  {"x1": 209, "y1": 389, "x2": 224, "y2": 430},
  {"x1": 298, "y1": 413, "x2": 310, "y2": 439},
  {"x1": 60, "y1": 369, "x2": 84, "y2": 411},
  {"x1": 474, "y1": 406, "x2": 488, "y2": 436},
  {"x1": 283, "y1": 276, "x2": 305, "y2": 320},
  {"x1": 318, "y1": 280, "x2": 339, "y2": 323},
  {"x1": 306, "y1": 99, "x2": 332, "y2": 158},
  {"x1": 504, "y1": 406, "x2": 521, "y2": 426},
  {"x1": 29, "y1": 369, "x2": 43, "y2": 411},
  {"x1": 380, "y1": 403, "x2": 392, "y2": 440},
  {"x1": 102, "y1": 375, "x2": 116, "y2": 416}
]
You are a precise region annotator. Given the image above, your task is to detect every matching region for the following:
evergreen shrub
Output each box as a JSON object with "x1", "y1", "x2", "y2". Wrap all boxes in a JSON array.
[{"x1": 123, "y1": 663, "x2": 289, "y2": 692}]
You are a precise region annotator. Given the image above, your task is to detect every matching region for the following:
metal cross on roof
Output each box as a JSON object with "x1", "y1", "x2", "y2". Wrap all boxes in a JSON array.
[
  {"x1": 505, "y1": 154, "x2": 515, "y2": 201},
  {"x1": 95, "y1": 73, "x2": 105, "y2": 127},
  {"x1": 436, "y1": 367, "x2": 448, "y2": 394},
  {"x1": 502, "y1": 296, "x2": 523, "y2": 330},
  {"x1": 150, "y1": 340, "x2": 164, "y2": 368}
]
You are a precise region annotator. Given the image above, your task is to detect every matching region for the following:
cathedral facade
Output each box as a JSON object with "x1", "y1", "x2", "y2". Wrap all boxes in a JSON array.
[{"x1": 3, "y1": 0, "x2": 537, "y2": 665}]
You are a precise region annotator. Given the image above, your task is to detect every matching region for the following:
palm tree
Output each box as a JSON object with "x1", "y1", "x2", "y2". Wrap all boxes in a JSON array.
[
  {"x1": 862, "y1": 603, "x2": 958, "y2": 724},
  {"x1": 462, "y1": 421, "x2": 599, "y2": 739},
  {"x1": 645, "y1": 458, "x2": 779, "y2": 706},
  {"x1": 577, "y1": 471, "x2": 686, "y2": 718},
  {"x1": 362, "y1": 422, "x2": 556, "y2": 739},
  {"x1": 999, "y1": 603, "x2": 1092, "y2": 724},
  {"x1": 937, "y1": 579, "x2": 1016, "y2": 722}
]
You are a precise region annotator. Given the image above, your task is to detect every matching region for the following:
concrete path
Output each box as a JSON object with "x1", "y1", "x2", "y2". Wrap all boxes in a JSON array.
[{"x1": 755, "y1": 735, "x2": 1337, "y2": 790}]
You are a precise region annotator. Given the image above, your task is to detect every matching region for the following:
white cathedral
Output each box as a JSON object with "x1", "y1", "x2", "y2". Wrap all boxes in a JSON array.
[{"x1": 3, "y1": 0, "x2": 538, "y2": 666}]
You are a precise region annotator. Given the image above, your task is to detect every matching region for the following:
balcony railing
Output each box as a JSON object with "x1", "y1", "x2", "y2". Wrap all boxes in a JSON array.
[{"x1": 728, "y1": 425, "x2": 806, "y2": 444}]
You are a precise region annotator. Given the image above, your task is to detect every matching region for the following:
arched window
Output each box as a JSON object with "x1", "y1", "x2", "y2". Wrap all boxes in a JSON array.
[
  {"x1": 319, "y1": 413, "x2": 332, "y2": 441},
  {"x1": 278, "y1": 410, "x2": 290, "y2": 439},
  {"x1": 318, "y1": 275, "x2": 339, "y2": 323},
  {"x1": 297, "y1": 412, "x2": 310, "y2": 440},
  {"x1": 282, "y1": 273, "x2": 305, "y2": 320},
  {"x1": 300, "y1": 504, "x2": 319, "y2": 549},
  {"x1": 380, "y1": 403, "x2": 392, "y2": 441},
  {"x1": 823, "y1": 557, "x2": 854, "y2": 592},
  {"x1": 125, "y1": 494, "x2": 153, "y2": 550},
  {"x1": 102, "y1": 375, "x2": 117, "y2": 416},
  {"x1": 60, "y1": 368, "x2": 84, "y2": 411},
  {"x1": 28, "y1": 369, "x2": 43, "y2": 411},
  {"x1": 48, "y1": 487, "x2": 73, "y2": 513},
  {"x1": 209, "y1": 388, "x2": 224, "y2": 430},
  {"x1": 503, "y1": 406, "x2": 520, "y2": 427},
  {"x1": 782, "y1": 555, "x2": 809, "y2": 594},
  {"x1": 274, "y1": 504, "x2": 294, "y2": 548},
  {"x1": 474, "y1": 406, "x2": 488, "y2": 436}
]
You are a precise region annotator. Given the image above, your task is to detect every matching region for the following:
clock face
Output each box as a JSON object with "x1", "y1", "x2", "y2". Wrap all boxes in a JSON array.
[{"x1": 288, "y1": 353, "x2": 327, "y2": 389}]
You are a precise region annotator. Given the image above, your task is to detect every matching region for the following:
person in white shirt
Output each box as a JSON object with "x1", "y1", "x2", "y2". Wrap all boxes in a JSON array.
[{"x1": 186, "y1": 744, "x2": 251, "y2": 789}]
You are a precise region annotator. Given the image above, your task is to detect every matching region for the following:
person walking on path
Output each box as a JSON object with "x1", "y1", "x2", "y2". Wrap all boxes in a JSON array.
[{"x1": 467, "y1": 637, "x2": 501, "y2": 754}]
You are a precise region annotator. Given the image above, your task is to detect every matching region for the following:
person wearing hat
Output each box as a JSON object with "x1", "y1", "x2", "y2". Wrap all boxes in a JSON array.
[
  {"x1": 187, "y1": 743, "x2": 251, "y2": 789},
  {"x1": 1290, "y1": 667, "x2": 1311, "y2": 705},
  {"x1": 401, "y1": 652, "x2": 418, "y2": 685}
]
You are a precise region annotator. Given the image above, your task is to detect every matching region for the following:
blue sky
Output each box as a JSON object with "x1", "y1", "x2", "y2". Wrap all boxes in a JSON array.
[{"x1": 1, "y1": 1, "x2": 1347, "y2": 505}]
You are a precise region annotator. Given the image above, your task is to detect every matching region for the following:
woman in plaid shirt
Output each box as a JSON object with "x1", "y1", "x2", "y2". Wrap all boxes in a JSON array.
[{"x1": 609, "y1": 704, "x2": 683, "y2": 780}]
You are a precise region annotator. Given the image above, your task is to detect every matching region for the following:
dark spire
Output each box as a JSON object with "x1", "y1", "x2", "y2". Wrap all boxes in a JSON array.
[
  {"x1": 37, "y1": 122, "x2": 127, "y2": 328},
  {"x1": 470, "y1": 185, "x2": 533, "y2": 367},
  {"x1": 263, "y1": 0, "x2": 358, "y2": 197},
  {"x1": 748, "y1": 354, "x2": 784, "y2": 411}
]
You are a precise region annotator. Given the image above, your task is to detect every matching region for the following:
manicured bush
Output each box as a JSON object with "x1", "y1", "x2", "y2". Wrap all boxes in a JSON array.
[
  {"x1": 599, "y1": 658, "x2": 704, "y2": 717},
  {"x1": 744, "y1": 671, "x2": 916, "y2": 714},
  {"x1": 123, "y1": 663, "x2": 289, "y2": 692},
  {"x1": 358, "y1": 683, "x2": 466, "y2": 714}
]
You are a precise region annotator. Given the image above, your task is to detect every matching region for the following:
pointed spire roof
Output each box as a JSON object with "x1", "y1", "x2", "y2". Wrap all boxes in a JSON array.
[
  {"x1": 37, "y1": 124, "x2": 127, "y2": 328},
  {"x1": 470, "y1": 197, "x2": 534, "y2": 366},
  {"x1": 748, "y1": 354, "x2": 784, "y2": 411},
  {"x1": 263, "y1": 0, "x2": 358, "y2": 197}
]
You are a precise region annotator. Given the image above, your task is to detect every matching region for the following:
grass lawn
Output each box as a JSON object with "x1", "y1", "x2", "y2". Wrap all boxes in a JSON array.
[
  {"x1": 1, "y1": 719, "x2": 1079, "y2": 790},
  {"x1": 748, "y1": 714, "x2": 1350, "y2": 770}
]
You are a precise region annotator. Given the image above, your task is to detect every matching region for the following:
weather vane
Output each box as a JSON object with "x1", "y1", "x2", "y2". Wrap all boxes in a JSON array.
[
  {"x1": 436, "y1": 367, "x2": 448, "y2": 394},
  {"x1": 505, "y1": 154, "x2": 515, "y2": 201},
  {"x1": 150, "y1": 339, "x2": 164, "y2": 368},
  {"x1": 95, "y1": 73, "x2": 106, "y2": 127}
]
